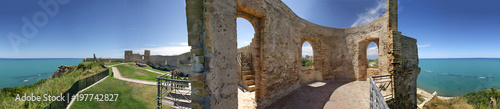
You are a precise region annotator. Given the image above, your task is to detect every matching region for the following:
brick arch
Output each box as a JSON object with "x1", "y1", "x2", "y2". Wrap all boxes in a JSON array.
[
  {"x1": 357, "y1": 38, "x2": 380, "y2": 80},
  {"x1": 298, "y1": 38, "x2": 325, "y2": 83}
]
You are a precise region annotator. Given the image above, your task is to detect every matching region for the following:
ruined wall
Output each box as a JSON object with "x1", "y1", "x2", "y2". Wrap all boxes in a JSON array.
[
  {"x1": 299, "y1": 67, "x2": 315, "y2": 84},
  {"x1": 176, "y1": 52, "x2": 192, "y2": 75},
  {"x1": 124, "y1": 50, "x2": 132, "y2": 61},
  {"x1": 186, "y1": 0, "x2": 419, "y2": 108},
  {"x1": 83, "y1": 58, "x2": 123, "y2": 63},
  {"x1": 149, "y1": 55, "x2": 178, "y2": 67},
  {"x1": 130, "y1": 54, "x2": 143, "y2": 62},
  {"x1": 392, "y1": 34, "x2": 420, "y2": 108}
]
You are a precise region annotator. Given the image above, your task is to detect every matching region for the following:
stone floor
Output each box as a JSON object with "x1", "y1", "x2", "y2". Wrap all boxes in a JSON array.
[
  {"x1": 267, "y1": 79, "x2": 369, "y2": 109},
  {"x1": 238, "y1": 88, "x2": 257, "y2": 109}
]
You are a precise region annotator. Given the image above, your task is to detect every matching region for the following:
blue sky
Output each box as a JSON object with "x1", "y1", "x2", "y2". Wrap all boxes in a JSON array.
[{"x1": 1, "y1": 0, "x2": 499, "y2": 58}]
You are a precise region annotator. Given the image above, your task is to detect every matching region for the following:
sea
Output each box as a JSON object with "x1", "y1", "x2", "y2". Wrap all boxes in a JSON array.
[
  {"x1": 418, "y1": 58, "x2": 500, "y2": 97},
  {"x1": 0, "y1": 58, "x2": 81, "y2": 90}
]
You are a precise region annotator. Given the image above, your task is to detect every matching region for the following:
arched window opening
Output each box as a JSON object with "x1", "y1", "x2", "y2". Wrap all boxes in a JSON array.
[
  {"x1": 302, "y1": 41, "x2": 313, "y2": 67},
  {"x1": 237, "y1": 18, "x2": 254, "y2": 49},
  {"x1": 366, "y1": 42, "x2": 378, "y2": 68}
]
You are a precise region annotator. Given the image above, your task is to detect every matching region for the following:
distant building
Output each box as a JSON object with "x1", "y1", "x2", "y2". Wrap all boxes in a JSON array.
[{"x1": 303, "y1": 55, "x2": 313, "y2": 61}]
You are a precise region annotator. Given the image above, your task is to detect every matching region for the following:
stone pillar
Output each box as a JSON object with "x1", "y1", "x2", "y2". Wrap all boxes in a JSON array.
[
  {"x1": 186, "y1": 0, "x2": 238, "y2": 108},
  {"x1": 186, "y1": 0, "x2": 206, "y2": 108},
  {"x1": 387, "y1": 0, "x2": 398, "y2": 31},
  {"x1": 93, "y1": 54, "x2": 96, "y2": 62},
  {"x1": 390, "y1": 30, "x2": 420, "y2": 108},
  {"x1": 144, "y1": 50, "x2": 150, "y2": 62},
  {"x1": 125, "y1": 50, "x2": 132, "y2": 62}
]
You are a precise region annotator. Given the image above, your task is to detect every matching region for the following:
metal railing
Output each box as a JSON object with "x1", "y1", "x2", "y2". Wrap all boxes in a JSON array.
[
  {"x1": 157, "y1": 72, "x2": 191, "y2": 109},
  {"x1": 44, "y1": 69, "x2": 109, "y2": 109},
  {"x1": 370, "y1": 74, "x2": 393, "y2": 109}
]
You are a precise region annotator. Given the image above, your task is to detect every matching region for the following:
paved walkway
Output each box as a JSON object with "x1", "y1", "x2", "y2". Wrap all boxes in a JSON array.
[
  {"x1": 111, "y1": 67, "x2": 157, "y2": 85},
  {"x1": 267, "y1": 79, "x2": 369, "y2": 109}
]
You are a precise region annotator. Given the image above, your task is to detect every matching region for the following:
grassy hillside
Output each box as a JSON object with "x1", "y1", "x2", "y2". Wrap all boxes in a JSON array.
[
  {"x1": 423, "y1": 88, "x2": 500, "y2": 109},
  {"x1": 70, "y1": 77, "x2": 170, "y2": 109},
  {"x1": 462, "y1": 88, "x2": 500, "y2": 109},
  {"x1": 0, "y1": 62, "x2": 107, "y2": 109}
]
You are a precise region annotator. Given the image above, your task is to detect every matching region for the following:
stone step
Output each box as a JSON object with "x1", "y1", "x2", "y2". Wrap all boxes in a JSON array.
[
  {"x1": 244, "y1": 75, "x2": 255, "y2": 80},
  {"x1": 245, "y1": 80, "x2": 255, "y2": 86},
  {"x1": 241, "y1": 63, "x2": 249, "y2": 66},
  {"x1": 242, "y1": 66, "x2": 251, "y2": 71},
  {"x1": 241, "y1": 60, "x2": 249, "y2": 63},
  {"x1": 162, "y1": 97, "x2": 191, "y2": 109},
  {"x1": 242, "y1": 70, "x2": 253, "y2": 75},
  {"x1": 248, "y1": 85, "x2": 256, "y2": 92}
]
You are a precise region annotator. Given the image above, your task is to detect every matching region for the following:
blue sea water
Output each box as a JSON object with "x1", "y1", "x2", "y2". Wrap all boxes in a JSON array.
[
  {"x1": 418, "y1": 58, "x2": 500, "y2": 97},
  {"x1": 0, "y1": 58, "x2": 81, "y2": 89}
]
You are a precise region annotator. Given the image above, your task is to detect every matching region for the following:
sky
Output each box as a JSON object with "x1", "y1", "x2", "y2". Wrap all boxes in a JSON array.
[{"x1": 1, "y1": 0, "x2": 499, "y2": 59}]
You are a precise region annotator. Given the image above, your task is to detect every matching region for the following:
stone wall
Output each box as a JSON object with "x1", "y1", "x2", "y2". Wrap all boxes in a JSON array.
[
  {"x1": 149, "y1": 55, "x2": 178, "y2": 67},
  {"x1": 83, "y1": 58, "x2": 123, "y2": 63},
  {"x1": 299, "y1": 67, "x2": 315, "y2": 84},
  {"x1": 177, "y1": 52, "x2": 192, "y2": 75},
  {"x1": 185, "y1": 0, "x2": 419, "y2": 108}
]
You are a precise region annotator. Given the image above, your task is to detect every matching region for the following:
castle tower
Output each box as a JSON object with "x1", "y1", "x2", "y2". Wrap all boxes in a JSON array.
[
  {"x1": 144, "y1": 50, "x2": 150, "y2": 62},
  {"x1": 125, "y1": 50, "x2": 132, "y2": 62}
]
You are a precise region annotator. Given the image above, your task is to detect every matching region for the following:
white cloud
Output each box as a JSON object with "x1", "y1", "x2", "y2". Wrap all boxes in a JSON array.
[
  {"x1": 169, "y1": 42, "x2": 189, "y2": 46},
  {"x1": 136, "y1": 42, "x2": 191, "y2": 56},
  {"x1": 137, "y1": 46, "x2": 190, "y2": 56},
  {"x1": 367, "y1": 46, "x2": 379, "y2": 56},
  {"x1": 418, "y1": 44, "x2": 431, "y2": 48},
  {"x1": 351, "y1": 0, "x2": 386, "y2": 27},
  {"x1": 302, "y1": 45, "x2": 313, "y2": 56}
]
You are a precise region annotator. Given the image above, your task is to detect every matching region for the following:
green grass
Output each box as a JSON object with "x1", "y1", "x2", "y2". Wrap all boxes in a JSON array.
[
  {"x1": 367, "y1": 59, "x2": 378, "y2": 67},
  {"x1": 0, "y1": 62, "x2": 107, "y2": 109},
  {"x1": 70, "y1": 77, "x2": 170, "y2": 109},
  {"x1": 104, "y1": 62, "x2": 123, "y2": 67},
  {"x1": 302, "y1": 59, "x2": 312, "y2": 67},
  {"x1": 144, "y1": 66, "x2": 169, "y2": 74},
  {"x1": 462, "y1": 88, "x2": 500, "y2": 109},
  {"x1": 115, "y1": 64, "x2": 161, "y2": 81},
  {"x1": 423, "y1": 97, "x2": 473, "y2": 109}
]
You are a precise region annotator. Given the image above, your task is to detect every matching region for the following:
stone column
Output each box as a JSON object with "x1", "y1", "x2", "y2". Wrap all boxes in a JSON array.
[{"x1": 186, "y1": 0, "x2": 238, "y2": 108}]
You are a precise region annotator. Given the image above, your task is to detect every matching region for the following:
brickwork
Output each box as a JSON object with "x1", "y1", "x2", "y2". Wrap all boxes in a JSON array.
[{"x1": 185, "y1": 0, "x2": 419, "y2": 108}]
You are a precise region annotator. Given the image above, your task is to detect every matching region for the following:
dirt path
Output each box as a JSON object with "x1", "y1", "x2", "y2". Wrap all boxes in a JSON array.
[{"x1": 111, "y1": 67, "x2": 156, "y2": 85}]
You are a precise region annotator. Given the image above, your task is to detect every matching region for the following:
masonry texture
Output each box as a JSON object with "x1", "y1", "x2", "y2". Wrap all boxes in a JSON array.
[{"x1": 185, "y1": 0, "x2": 420, "y2": 108}]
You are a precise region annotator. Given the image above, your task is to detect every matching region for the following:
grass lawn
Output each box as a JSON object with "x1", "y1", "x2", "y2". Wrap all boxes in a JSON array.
[
  {"x1": 104, "y1": 62, "x2": 123, "y2": 67},
  {"x1": 144, "y1": 66, "x2": 169, "y2": 74},
  {"x1": 115, "y1": 64, "x2": 161, "y2": 81},
  {"x1": 70, "y1": 77, "x2": 170, "y2": 109}
]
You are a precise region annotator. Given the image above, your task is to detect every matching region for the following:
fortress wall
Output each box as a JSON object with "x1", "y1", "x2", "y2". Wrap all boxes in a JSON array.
[
  {"x1": 149, "y1": 55, "x2": 178, "y2": 67},
  {"x1": 186, "y1": 0, "x2": 419, "y2": 108}
]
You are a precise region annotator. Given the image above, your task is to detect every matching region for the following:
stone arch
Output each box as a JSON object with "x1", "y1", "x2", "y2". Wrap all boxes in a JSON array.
[
  {"x1": 357, "y1": 38, "x2": 380, "y2": 80},
  {"x1": 298, "y1": 38, "x2": 324, "y2": 84},
  {"x1": 236, "y1": 5, "x2": 265, "y2": 104}
]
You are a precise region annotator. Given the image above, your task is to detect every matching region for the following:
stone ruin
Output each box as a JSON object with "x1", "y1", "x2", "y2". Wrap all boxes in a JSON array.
[{"x1": 183, "y1": 0, "x2": 420, "y2": 108}]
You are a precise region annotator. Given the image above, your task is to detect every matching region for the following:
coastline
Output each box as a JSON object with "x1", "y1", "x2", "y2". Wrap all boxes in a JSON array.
[{"x1": 417, "y1": 88, "x2": 455, "y2": 100}]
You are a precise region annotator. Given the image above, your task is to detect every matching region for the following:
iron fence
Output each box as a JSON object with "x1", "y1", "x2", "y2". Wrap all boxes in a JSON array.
[
  {"x1": 44, "y1": 69, "x2": 109, "y2": 109},
  {"x1": 157, "y1": 72, "x2": 191, "y2": 109},
  {"x1": 370, "y1": 74, "x2": 393, "y2": 109}
]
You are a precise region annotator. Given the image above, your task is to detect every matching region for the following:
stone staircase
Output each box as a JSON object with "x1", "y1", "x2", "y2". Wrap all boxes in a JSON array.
[
  {"x1": 162, "y1": 87, "x2": 191, "y2": 109},
  {"x1": 239, "y1": 53, "x2": 256, "y2": 92}
]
